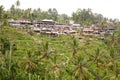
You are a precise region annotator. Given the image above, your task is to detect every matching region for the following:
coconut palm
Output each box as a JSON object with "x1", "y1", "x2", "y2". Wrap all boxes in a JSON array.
[
  {"x1": 70, "y1": 36, "x2": 79, "y2": 57},
  {"x1": 0, "y1": 5, "x2": 4, "y2": 18},
  {"x1": 66, "y1": 52, "x2": 102, "y2": 80},
  {"x1": 15, "y1": 0, "x2": 20, "y2": 19},
  {"x1": 15, "y1": 0, "x2": 20, "y2": 9},
  {"x1": 0, "y1": 5, "x2": 4, "y2": 31},
  {"x1": 41, "y1": 41, "x2": 50, "y2": 59}
]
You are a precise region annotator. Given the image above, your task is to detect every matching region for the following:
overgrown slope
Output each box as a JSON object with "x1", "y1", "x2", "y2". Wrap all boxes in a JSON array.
[{"x1": 0, "y1": 26, "x2": 120, "y2": 80}]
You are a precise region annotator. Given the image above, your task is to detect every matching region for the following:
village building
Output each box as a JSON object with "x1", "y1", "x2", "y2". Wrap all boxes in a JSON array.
[
  {"x1": 71, "y1": 24, "x2": 81, "y2": 30},
  {"x1": 82, "y1": 27, "x2": 94, "y2": 36},
  {"x1": 8, "y1": 19, "x2": 116, "y2": 37}
]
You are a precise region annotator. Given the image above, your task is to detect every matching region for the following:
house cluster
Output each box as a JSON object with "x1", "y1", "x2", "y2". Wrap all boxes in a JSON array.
[
  {"x1": 9, "y1": 19, "x2": 116, "y2": 37},
  {"x1": 9, "y1": 19, "x2": 77, "y2": 37},
  {"x1": 82, "y1": 24, "x2": 115, "y2": 37}
]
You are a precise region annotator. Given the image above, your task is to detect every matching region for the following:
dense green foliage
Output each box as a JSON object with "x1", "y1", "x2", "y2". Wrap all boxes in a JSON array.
[
  {"x1": 0, "y1": 26, "x2": 120, "y2": 80},
  {"x1": 72, "y1": 8, "x2": 103, "y2": 26}
]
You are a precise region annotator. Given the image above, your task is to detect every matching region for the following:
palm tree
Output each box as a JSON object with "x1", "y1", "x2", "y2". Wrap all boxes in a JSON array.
[
  {"x1": 66, "y1": 51, "x2": 102, "y2": 80},
  {"x1": 70, "y1": 36, "x2": 79, "y2": 57},
  {"x1": 15, "y1": 0, "x2": 20, "y2": 19},
  {"x1": 10, "y1": 5, "x2": 15, "y2": 18},
  {"x1": 16, "y1": 0, "x2": 20, "y2": 8},
  {"x1": 41, "y1": 41, "x2": 50, "y2": 59},
  {"x1": 0, "y1": 5, "x2": 4, "y2": 18},
  {"x1": 0, "y1": 5, "x2": 4, "y2": 31}
]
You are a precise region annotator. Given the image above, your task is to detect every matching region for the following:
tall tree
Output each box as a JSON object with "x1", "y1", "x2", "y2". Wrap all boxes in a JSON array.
[
  {"x1": 10, "y1": 5, "x2": 15, "y2": 18},
  {"x1": 47, "y1": 8, "x2": 58, "y2": 21},
  {"x1": 52, "y1": 8, "x2": 58, "y2": 21},
  {"x1": 58, "y1": 14, "x2": 69, "y2": 24},
  {"x1": 0, "y1": 5, "x2": 4, "y2": 31},
  {"x1": 72, "y1": 8, "x2": 104, "y2": 26},
  {"x1": 15, "y1": 0, "x2": 20, "y2": 8},
  {"x1": 15, "y1": 0, "x2": 20, "y2": 19},
  {"x1": 48, "y1": 8, "x2": 52, "y2": 14},
  {"x1": 0, "y1": 5, "x2": 4, "y2": 19}
]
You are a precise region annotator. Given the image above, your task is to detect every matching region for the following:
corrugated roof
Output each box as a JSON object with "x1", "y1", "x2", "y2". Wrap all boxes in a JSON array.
[{"x1": 42, "y1": 19, "x2": 54, "y2": 22}]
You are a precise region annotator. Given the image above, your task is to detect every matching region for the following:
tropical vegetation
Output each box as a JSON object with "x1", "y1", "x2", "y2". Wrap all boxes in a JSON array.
[{"x1": 0, "y1": 0, "x2": 120, "y2": 80}]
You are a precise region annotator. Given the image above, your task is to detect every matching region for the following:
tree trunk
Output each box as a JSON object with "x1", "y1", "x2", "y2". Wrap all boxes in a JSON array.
[
  {"x1": 29, "y1": 73, "x2": 31, "y2": 80},
  {"x1": 9, "y1": 41, "x2": 12, "y2": 80}
]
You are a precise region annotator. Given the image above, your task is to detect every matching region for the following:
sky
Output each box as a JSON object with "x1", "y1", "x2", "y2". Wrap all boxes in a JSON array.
[{"x1": 0, "y1": 0, "x2": 120, "y2": 19}]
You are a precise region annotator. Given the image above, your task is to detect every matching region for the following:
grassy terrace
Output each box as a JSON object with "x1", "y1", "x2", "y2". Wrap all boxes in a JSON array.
[{"x1": 0, "y1": 26, "x2": 120, "y2": 80}]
